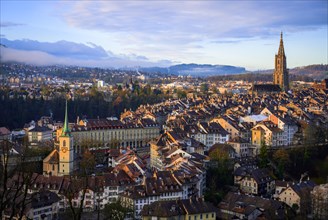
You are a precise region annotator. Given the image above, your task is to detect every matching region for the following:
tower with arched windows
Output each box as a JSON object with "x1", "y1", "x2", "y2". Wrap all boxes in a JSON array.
[
  {"x1": 43, "y1": 100, "x2": 74, "y2": 176},
  {"x1": 273, "y1": 32, "x2": 289, "y2": 91},
  {"x1": 58, "y1": 100, "x2": 74, "y2": 176}
]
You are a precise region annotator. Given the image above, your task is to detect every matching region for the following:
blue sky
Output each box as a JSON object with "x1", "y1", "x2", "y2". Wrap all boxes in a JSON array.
[{"x1": 0, "y1": 0, "x2": 327, "y2": 70}]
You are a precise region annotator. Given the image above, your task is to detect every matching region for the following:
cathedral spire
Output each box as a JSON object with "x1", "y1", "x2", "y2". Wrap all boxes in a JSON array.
[
  {"x1": 61, "y1": 99, "x2": 70, "y2": 136},
  {"x1": 273, "y1": 32, "x2": 289, "y2": 91},
  {"x1": 278, "y1": 32, "x2": 285, "y2": 56}
]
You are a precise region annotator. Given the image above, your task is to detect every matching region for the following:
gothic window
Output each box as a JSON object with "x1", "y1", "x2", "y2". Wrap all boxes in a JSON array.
[{"x1": 63, "y1": 140, "x2": 66, "y2": 147}]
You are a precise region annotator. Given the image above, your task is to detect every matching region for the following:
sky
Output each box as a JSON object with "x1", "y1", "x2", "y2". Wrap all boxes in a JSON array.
[{"x1": 0, "y1": 0, "x2": 327, "y2": 70}]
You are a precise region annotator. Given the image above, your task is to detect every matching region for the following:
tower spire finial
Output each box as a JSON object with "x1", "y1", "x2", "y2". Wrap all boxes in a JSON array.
[
  {"x1": 61, "y1": 99, "x2": 70, "y2": 136},
  {"x1": 278, "y1": 32, "x2": 285, "y2": 56}
]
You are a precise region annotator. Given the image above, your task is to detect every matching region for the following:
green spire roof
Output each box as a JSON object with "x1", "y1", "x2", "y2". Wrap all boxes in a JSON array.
[{"x1": 61, "y1": 100, "x2": 70, "y2": 137}]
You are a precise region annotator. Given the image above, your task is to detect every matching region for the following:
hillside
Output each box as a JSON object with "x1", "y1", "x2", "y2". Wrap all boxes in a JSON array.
[
  {"x1": 208, "y1": 64, "x2": 328, "y2": 82},
  {"x1": 140, "y1": 63, "x2": 246, "y2": 77},
  {"x1": 290, "y1": 64, "x2": 328, "y2": 80}
]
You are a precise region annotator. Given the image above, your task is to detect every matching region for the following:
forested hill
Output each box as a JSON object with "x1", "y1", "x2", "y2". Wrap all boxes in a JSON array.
[
  {"x1": 140, "y1": 63, "x2": 246, "y2": 77},
  {"x1": 208, "y1": 64, "x2": 327, "y2": 82},
  {"x1": 290, "y1": 64, "x2": 328, "y2": 80}
]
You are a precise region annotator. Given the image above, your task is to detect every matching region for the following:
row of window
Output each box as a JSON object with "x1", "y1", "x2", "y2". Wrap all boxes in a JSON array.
[
  {"x1": 33, "y1": 207, "x2": 52, "y2": 216},
  {"x1": 188, "y1": 213, "x2": 215, "y2": 220}
]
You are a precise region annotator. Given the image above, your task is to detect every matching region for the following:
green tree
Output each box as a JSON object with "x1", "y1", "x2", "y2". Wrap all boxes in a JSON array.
[
  {"x1": 103, "y1": 200, "x2": 133, "y2": 220},
  {"x1": 200, "y1": 83, "x2": 209, "y2": 94},
  {"x1": 209, "y1": 145, "x2": 229, "y2": 163},
  {"x1": 273, "y1": 149, "x2": 290, "y2": 178},
  {"x1": 303, "y1": 122, "x2": 327, "y2": 145},
  {"x1": 259, "y1": 141, "x2": 269, "y2": 168},
  {"x1": 176, "y1": 89, "x2": 187, "y2": 99},
  {"x1": 211, "y1": 85, "x2": 218, "y2": 94}
]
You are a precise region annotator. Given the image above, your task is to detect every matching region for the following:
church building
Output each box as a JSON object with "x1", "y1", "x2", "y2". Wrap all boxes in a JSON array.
[
  {"x1": 43, "y1": 101, "x2": 75, "y2": 176},
  {"x1": 273, "y1": 32, "x2": 289, "y2": 91},
  {"x1": 250, "y1": 32, "x2": 290, "y2": 95}
]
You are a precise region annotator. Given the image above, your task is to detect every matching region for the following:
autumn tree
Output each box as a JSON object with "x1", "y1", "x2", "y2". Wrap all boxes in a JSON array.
[
  {"x1": 303, "y1": 122, "x2": 328, "y2": 146},
  {"x1": 0, "y1": 140, "x2": 39, "y2": 219},
  {"x1": 175, "y1": 89, "x2": 187, "y2": 99},
  {"x1": 64, "y1": 149, "x2": 96, "y2": 220},
  {"x1": 209, "y1": 145, "x2": 230, "y2": 163}
]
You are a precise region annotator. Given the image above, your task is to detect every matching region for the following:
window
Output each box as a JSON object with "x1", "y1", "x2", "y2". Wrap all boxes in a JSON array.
[{"x1": 63, "y1": 140, "x2": 66, "y2": 147}]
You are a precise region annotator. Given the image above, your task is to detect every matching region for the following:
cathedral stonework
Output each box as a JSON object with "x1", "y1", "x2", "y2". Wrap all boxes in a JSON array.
[{"x1": 273, "y1": 32, "x2": 289, "y2": 91}]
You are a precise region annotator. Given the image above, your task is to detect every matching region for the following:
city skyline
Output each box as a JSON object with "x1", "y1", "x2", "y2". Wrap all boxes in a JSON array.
[{"x1": 0, "y1": 0, "x2": 327, "y2": 70}]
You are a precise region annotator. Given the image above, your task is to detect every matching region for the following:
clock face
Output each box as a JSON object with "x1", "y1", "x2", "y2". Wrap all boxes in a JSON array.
[{"x1": 61, "y1": 147, "x2": 68, "y2": 153}]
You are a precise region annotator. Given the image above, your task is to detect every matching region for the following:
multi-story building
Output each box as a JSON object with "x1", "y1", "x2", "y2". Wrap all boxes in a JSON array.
[
  {"x1": 251, "y1": 121, "x2": 285, "y2": 148},
  {"x1": 277, "y1": 180, "x2": 316, "y2": 215},
  {"x1": 311, "y1": 183, "x2": 328, "y2": 219},
  {"x1": 120, "y1": 170, "x2": 204, "y2": 219},
  {"x1": 184, "y1": 122, "x2": 229, "y2": 151},
  {"x1": 218, "y1": 192, "x2": 286, "y2": 220},
  {"x1": 141, "y1": 198, "x2": 217, "y2": 220},
  {"x1": 212, "y1": 116, "x2": 248, "y2": 140},
  {"x1": 3, "y1": 190, "x2": 61, "y2": 220},
  {"x1": 28, "y1": 126, "x2": 53, "y2": 143},
  {"x1": 61, "y1": 117, "x2": 160, "y2": 153},
  {"x1": 227, "y1": 137, "x2": 251, "y2": 157},
  {"x1": 234, "y1": 167, "x2": 275, "y2": 196},
  {"x1": 261, "y1": 108, "x2": 298, "y2": 146}
]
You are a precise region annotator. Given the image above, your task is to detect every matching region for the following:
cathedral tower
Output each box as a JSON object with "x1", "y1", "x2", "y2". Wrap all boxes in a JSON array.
[
  {"x1": 58, "y1": 100, "x2": 74, "y2": 176},
  {"x1": 273, "y1": 32, "x2": 289, "y2": 91}
]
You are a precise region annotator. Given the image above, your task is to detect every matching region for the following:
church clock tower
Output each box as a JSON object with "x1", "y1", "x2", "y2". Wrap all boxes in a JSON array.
[
  {"x1": 273, "y1": 32, "x2": 289, "y2": 91},
  {"x1": 59, "y1": 100, "x2": 74, "y2": 176}
]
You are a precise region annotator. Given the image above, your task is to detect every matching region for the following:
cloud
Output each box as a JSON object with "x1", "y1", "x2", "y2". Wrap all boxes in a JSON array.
[
  {"x1": 212, "y1": 40, "x2": 243, "y2": 44},
  {"x1": 61, "y1": 1, "x2": 327, "y2": 45},
  {"x1": 0, "y1": 21, "x2": 26, "y2": 27},
  {"x1": 0, "y1": 38, "x2": 173, "y2": 68},
  {"x1": 0, "y1": 38, "x2": 108, "y2": 59}
]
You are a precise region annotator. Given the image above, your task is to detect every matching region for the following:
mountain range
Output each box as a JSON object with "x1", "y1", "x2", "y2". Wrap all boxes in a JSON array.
[{"x1": 139, "y1": 64, "x2": 246, "y2": 77}]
